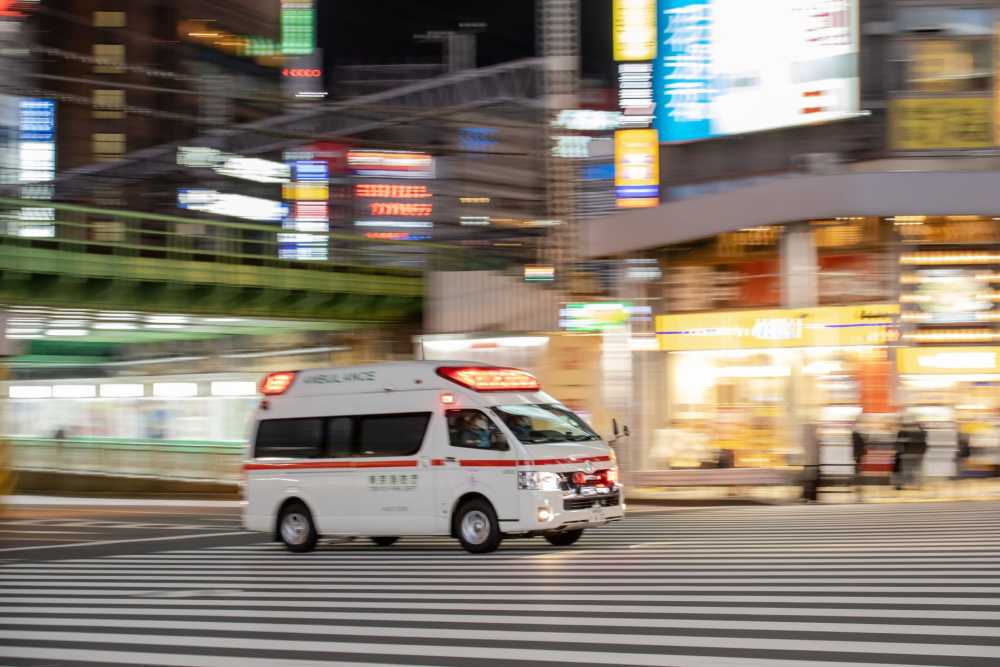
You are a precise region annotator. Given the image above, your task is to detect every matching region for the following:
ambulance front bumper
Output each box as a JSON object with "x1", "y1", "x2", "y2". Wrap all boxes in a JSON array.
[{"x1": 510, "y1": 486, "x2": 625, "y2": 533}]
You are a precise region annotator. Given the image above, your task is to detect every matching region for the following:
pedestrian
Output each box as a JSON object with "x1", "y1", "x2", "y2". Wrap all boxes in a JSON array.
[
  {"x1": 895, "y1": 415, "x2": 928, "y2": 490},
  {"x1": 801, "y1": 420, "x2": 821, "y2": 503},
  {"x1": 851, "y1": 415, "x2": 867, "y2": 501}
]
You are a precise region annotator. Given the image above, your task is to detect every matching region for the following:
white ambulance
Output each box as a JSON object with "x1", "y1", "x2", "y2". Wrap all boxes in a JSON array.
[{"x1": 242, "y1": 362, "x2": 624, "y2": 553}]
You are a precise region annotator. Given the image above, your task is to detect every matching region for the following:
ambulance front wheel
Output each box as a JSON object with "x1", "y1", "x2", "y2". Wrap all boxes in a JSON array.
[
  {"x1": 455, "y1": 499, "x2": 502, "y2": 554},
  {"x1": 278, "y1": 501, "x2": 318, "y2": 553},
  {"x1": 544, "y1": 529, "x2": 584, "y2": 547},
  {"x1": 371, "y1": 536, "x2": 399, "y2": 547}
]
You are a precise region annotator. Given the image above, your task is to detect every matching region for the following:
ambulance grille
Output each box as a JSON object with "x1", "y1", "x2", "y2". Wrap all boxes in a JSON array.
[{"x1": 563, "y1": 491, "x2": 620, "y2": 511}]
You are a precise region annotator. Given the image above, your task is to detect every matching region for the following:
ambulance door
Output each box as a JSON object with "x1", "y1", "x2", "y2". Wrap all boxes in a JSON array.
[
  {"x1": 354, "y1": 398, "x2": 438, "y2": 535},
  {"x1": 436, "y1": 408, "x2": 519, "y2": 530}
]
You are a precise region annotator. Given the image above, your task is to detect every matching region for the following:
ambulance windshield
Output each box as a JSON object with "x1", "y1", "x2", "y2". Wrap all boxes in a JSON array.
[{"x1": 492, "y1": 404, "x2": 600, "y2": 445}]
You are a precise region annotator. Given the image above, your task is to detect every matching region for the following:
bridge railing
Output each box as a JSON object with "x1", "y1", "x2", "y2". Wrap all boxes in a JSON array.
[{"x1": 10, "y1": 436, "x2": 245, "y2": 485}]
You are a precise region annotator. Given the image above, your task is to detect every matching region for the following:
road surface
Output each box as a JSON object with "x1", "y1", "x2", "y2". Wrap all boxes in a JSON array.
[{"x1": 0, "y1": 500, "x2": 998, "y2": 666}]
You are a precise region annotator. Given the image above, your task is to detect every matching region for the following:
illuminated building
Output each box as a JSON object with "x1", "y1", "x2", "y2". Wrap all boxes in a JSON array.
[{"x1": 578, "y1": 2, "x2": 1000, "y2": 491}]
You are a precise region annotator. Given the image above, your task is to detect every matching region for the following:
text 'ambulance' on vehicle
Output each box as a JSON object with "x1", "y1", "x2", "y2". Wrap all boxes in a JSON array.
[{"x1": 242, "y1": 362, "x2": 625, "y2": 553}]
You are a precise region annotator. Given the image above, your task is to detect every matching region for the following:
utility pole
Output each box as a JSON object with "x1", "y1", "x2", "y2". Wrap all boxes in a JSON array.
[{"x1": 538, "y1": 0, "x2": 580, "y2": 274}]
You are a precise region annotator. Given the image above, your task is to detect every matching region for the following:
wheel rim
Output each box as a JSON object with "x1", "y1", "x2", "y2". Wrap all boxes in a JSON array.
[
  {"x1": 281, "y1": 512, "x2": 309, "y2": 545},
  {"x1": 460, "y1": 510, "x2": 491, "y2": 545}
]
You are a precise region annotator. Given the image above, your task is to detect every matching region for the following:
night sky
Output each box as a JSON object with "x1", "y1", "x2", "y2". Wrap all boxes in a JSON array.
[{"x1": 319, "y1": 0, "x2": 613, "y2": 82}]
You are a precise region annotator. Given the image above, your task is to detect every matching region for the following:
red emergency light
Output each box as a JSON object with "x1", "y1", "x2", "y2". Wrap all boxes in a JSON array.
[
  {"x1": 436, "y1": 367, "x2": 540, "y2": 392},
  {"x1": 283, "y1": 68, "x2": 322, "y2": 78},
  {"x1": 260, "y1": 371, "x2": 297, "y2": 396}
]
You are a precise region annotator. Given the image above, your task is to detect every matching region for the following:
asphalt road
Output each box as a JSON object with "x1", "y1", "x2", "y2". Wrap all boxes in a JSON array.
[{"x1": 0, "y1": 500, "x2": 998, "y2": 666}]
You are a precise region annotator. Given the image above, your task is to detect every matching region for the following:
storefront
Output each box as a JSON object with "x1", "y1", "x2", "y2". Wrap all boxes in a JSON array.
[
  {"x1": 898, "y1": 347, "x2": 1000, "y2": 477},
  {"x1": 639, "y1": 305, "x2": 899, "y2": 481}
]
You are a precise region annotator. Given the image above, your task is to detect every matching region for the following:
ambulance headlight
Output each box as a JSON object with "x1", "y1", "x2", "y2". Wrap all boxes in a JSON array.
[{"x1": 518, "y1": 471, "x2": 562, "y2": 491}]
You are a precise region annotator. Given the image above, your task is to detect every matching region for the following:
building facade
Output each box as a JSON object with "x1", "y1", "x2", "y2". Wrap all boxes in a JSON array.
[{"x1": 585, "y1": 0, "x2": 1000, "y2": 487}]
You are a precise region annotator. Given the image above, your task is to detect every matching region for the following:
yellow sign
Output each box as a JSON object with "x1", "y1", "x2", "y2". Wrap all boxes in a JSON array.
[
  {"x1": 890, "y1": 97, "x2": 993, "y2": 150},
  {"x1": 897, "y1": 347, "x2": 1000, "y2": 374},
  {"x1": 613, "y1": 0, "x2": 657, "y2": 62},
  {"x1": 615, "y1": 129, "x2": 660, "y2": 208},
  {"x1": 656, "y1": 304, "x2": 900, "y2": 351},
  {"x1": 282, "y1": 183, "x2": 329, "y2": 201}
]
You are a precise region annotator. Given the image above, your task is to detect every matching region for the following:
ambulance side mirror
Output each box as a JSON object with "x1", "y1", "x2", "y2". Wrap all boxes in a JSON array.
[
  {"x1": 623, "y1": 425, "x2": 630, "y2": 437},
  {"x1": 612, "y1": 419, "x2": 620, "y2": 437}
]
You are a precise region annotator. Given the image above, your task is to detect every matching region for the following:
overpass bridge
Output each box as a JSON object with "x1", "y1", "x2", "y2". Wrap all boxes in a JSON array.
[{"x1": 1, "y1": 60, "x2": 546, "y2": 342}]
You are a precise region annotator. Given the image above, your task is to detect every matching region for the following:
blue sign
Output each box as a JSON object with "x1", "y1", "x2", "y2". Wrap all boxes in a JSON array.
[
  {"x1": 292, "y1": 160, "x2": 328, "y2": 181},
  {"x1": 582, "y1": 162, "x2": 615, "y2": 181},
  {"x1": 19, "y1": 99, "x2": 55, "y2": 142},
  {"x1": 654, "y1": 0, "x2": 712, "y2": 143},
  {"x1": 616, "y1": 185, "x2": 660, "y2": 199},
  {"x1": 459, "y1": 127, "x2": 498, "y2": 152}
]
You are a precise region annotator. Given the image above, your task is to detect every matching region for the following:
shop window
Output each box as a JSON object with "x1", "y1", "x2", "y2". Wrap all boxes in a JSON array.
[
  {"x1": 93, "y1": 44, "x2": 125, "y2": 74},
  {"x1": 896, "y1": 38, "x2": 992, "y2": 94},
  {"x1": 92, "y1": 133, "x2": 125, "y2": 161},
  {"x1": 93, "y1": 11, "x2": 126, "y2": 28},
  {"x1": 92, "y1": 89, "x2": 124, "y2": 119}
]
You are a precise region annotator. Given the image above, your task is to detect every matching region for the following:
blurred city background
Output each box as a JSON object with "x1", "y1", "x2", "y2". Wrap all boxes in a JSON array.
[{"x1": 0, "y1": 0, "x2": 998, "y2": 503}]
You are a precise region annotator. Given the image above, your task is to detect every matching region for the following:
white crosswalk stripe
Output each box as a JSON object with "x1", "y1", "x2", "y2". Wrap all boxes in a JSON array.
[{"x1": 1, "y1": 501, "x2": 998, "y2": 667}]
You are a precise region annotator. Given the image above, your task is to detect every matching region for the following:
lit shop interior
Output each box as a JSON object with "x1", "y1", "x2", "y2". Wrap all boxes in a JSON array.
[
  {"x1": 644, "y1": 306, "x2": 897, "y2": 475},
  {"x1": 629, "y1": 216, "x2": 999, "y2": 480}
]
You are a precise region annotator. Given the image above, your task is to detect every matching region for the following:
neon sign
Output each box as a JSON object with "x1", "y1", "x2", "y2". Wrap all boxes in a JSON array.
[
  {"x1": 355, "y1": 184, "x2": 432, "y2": 199},
  {"x1": 283, "y1": 68, "x2": 321, "y2": 78},
  {"x1": 369, "y1": 202, "x2": 432, "y2": 217}
]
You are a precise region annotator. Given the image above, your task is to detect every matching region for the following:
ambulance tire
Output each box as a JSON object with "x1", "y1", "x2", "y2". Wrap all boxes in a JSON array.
[
  {"x1": 278, "y1": 502, "x2": 318, "y2": 553},
  {"x1": 371, "y1": 536, "x2": 400, "y2": 547},
  {"x1": 455, "y1": 499, "x2": 502, "y2": 554},
  {"x1": 544, "y1": 529, "x2": 584, "y2": 547}
]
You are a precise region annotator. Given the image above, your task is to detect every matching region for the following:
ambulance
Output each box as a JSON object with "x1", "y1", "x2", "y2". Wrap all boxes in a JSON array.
[{"x1": 242, "y1": 362, "x2": 625, "y2": 553}]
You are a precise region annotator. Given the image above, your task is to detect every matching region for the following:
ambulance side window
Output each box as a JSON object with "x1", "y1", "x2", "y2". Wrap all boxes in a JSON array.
[
  {"x1": 254, "y1": 418, "x2": 323, "y2": 458},
  {"x1": 357, "y1": 412, "x2": 431, "y2": 457},
  {"x1": 324, "y1": 417, "x2": 354, "y2": 458},
  {"x1": 446, "y1": 409, "x2": 508, "y2": 451}
]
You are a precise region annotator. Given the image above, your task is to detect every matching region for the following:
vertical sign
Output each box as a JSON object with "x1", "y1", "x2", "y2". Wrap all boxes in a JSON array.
[
  {"x1": 281, "y1": 0, "x2": 315, "y2": 55},
  {"x1": 614, "y1": 0, "x2": 659, "y2": 207},
  {"x1": 279, "y1": 159, "x2": 329, "y2": 260},
  {"x1": 615, "y1": 129, "x2": 660, "y2": 208},
  {"x1": 17, "y1": 98, "x2": 56, "y2": 237},
  {"x1": 614, "y1": 0, "x2": 657, "y2": 61}
]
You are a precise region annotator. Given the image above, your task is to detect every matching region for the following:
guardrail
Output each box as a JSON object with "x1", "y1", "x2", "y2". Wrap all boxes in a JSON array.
[{"x1": 10, "y1": 437, "x2": 244, "y2": 484}]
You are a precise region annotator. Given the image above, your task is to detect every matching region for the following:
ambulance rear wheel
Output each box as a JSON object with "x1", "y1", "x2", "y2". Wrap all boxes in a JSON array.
[
  {"x1": 371, "y1": 536, "x2": 399, "y2": 547},
  {"x1": 455, "y1": 499, "x2": 502, "y2": 554},
  {"x1": 278, "y1": 502, "x2": 318, "y2": 553},
  {"x1": 544, "y1": 529, "x2": 584, "y2": 547}
]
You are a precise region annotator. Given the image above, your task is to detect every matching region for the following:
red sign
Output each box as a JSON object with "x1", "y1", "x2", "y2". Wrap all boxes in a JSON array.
[
  {"x1": 369, "y1": 202, "x2": 432, "y2": 217},
  {"x1": 283, "y1": 68, "x2": 322, "y2": 78},
  {"x1": 355, "y1": 184, "x2": 432, "y2": 199}
]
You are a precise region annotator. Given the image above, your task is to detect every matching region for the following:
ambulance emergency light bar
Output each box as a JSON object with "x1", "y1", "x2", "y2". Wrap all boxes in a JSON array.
[{"x1": 436, "y1": 367, "x2": 540, "y2": 392}]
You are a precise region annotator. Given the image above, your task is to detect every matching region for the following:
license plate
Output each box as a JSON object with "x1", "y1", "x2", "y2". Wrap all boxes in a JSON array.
[{"x1": 590, "y1": 505, "x2": 605, "y2": 521}]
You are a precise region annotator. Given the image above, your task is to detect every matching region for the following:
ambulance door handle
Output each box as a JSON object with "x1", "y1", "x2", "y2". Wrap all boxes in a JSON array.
[{"x1": 444, "y1": 457, "x2": 457, "y2": 463}]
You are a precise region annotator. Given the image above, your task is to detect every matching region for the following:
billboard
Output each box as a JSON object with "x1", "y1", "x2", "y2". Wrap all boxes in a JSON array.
[
  {"x1": 655, "y1": 0, "x2": 860, "y2": 143},
  {"x1": 614, "y1": 129, "x2": 660, "y2": 208},
  {"x1": 889, "y1": 97, "x2": 993, "y2": 150},
  {"x1": 614, "y1": 0, "x2": 657, "y2": 62}
]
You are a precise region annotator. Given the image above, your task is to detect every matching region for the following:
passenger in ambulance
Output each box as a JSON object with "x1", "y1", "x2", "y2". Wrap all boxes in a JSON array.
[{"x1": 509, "y1": 415, "x2": 533, "y2": 443}]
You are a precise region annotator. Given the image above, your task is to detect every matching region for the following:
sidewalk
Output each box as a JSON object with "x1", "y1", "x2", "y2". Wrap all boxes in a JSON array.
[{"x1": 1, "y1": 495, "x2": 243, "y2": 508}]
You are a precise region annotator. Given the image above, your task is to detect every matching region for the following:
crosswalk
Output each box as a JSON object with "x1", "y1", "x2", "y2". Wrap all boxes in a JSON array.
[{"x1": 1, "y1": 501, "x2": 999, "y2": 667}]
